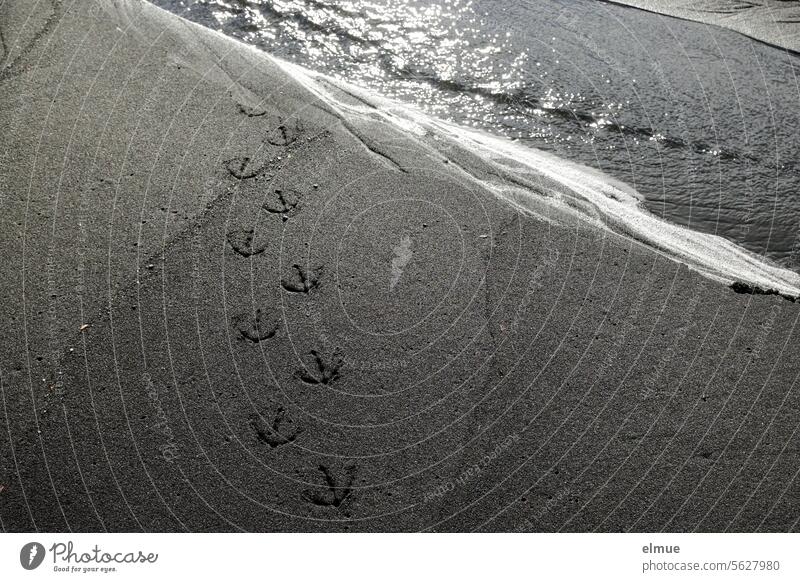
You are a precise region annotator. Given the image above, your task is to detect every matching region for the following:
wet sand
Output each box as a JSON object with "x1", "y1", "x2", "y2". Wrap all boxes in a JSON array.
[
  {"x1": 0, "y1": 0, "x2": 798, "y2": 532},
  {"x1": 607, "y1": 1, "x2": 800, "y2": 54}
]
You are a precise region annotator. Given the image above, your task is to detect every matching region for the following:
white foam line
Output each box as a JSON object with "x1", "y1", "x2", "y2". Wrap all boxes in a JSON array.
[{"x1": 272, "y1": 57, "x2": 800, "y2": 298}]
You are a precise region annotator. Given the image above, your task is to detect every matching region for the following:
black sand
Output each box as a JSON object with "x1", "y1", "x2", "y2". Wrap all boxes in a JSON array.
[{"x1": 0, "y1": 0, "x2": 798, "y2": 532}]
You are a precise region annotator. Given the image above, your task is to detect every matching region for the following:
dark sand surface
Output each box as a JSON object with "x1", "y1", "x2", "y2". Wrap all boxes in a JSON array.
[
  {"x1": 607, "y1": 1, "x2": 800, "y2": 54},
  {"x1": 0, "y1": 0, "x2": 799, "y2": 532}
]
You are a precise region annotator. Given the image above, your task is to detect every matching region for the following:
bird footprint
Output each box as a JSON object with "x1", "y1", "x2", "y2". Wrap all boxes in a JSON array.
[
  {"x1": 224, "y1": 156, "x2": 265, "y2": 180},
  {"x1": 263, "y1": 188, "x2": 301, "y2": 222},
  {"x1": 294, "y1": 350, "x2": 342, "y2": 386},
  {"x1": 266, "y1": 118, "x2": 303, "y2": 147},
  {"x1": 250, "y1": 407, "x2": 302, "y2": 448},
  {"x1": 227, "y1": 228, "x2": 268, "y2": 257},
  {"x1": 233, "y1": 308, "x2": 278, "y2": 343},
  {"x1": 302, "y1": 465, "x2": 356, "y2": 508},
  {"x1": 281, "y1": 264, "x2": 321, "y2": 293}
]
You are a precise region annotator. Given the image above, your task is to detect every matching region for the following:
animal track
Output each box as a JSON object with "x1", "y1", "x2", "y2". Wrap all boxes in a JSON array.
[
  {"x1": 281, "y1": 264, "x2": 321, "y2": 293},
  {"x1": 227, "y1": 228, "x2": 268, "y2": 257},
  {"x1": 224, "y1": 156, "x2": 265, "y2": 180},
  {"x1": 233, "y1": 308, "x2": 278, "y2": 343},
  {"x1": 294, "y1": 350, "x2": 342, "y2": 386},
  {"x1": 236, "y1": 102, "x2": 267, "y2": 117},
  {"x1": 250, "y1": 407, "x2": 301, "y2": 448},
  {"x1": 263, "y1": 188, "x2": 301, "y2": 222},
  {"x1": 301, "y1": 465, "x2": 356, "y2": 508},
  {"x1": 266, "y1": 118, "x2": 303, "y2": 146}
]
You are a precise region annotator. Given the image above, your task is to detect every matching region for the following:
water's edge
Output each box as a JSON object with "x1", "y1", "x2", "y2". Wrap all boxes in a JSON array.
[
  {"x1": 604, "y1": 0, "x2": 800, "y2": 54},
  {"x1": 264, "y1": 55, "x2": 800, "y2": 297}
]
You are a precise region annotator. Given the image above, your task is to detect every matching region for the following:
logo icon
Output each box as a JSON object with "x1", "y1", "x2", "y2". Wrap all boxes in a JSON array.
[{"x1": 20, "y1": 542, "x2": 45, "y2": 570}]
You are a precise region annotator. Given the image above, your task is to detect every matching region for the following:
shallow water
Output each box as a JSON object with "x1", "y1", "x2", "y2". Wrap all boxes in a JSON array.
[{"x1": 152, "y1": 0, "x2": 800, "y2": 268}]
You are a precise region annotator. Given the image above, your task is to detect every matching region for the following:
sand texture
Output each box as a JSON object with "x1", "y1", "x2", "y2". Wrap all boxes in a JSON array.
[
  {"x1": 0, "y1": 0, "x2": 798, "y2": 532},
  {"x1": 607, "y1": 0, "x2": 800, "y2": 54}
]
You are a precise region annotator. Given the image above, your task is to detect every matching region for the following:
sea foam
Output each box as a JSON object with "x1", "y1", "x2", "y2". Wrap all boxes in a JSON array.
[{"x1": 273, "y1": 57, "x2": 800, "y2": 298}]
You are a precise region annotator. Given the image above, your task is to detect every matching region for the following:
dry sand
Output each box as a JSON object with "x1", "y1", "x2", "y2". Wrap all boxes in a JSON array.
[{"x1": 0, "y1": 0, "x2": 798, "y2": 532}]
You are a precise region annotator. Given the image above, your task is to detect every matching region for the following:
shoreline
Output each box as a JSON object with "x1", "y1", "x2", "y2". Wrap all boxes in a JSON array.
[
  {"x1": 274, "y1": 57, "x2": 800, "y2": 297},
  {"x1": 1, "y1": 0, "x2": 798, "y2": 532},
  {"x1": 604, "y1": 0, "x2": 800, "y2": 55}
]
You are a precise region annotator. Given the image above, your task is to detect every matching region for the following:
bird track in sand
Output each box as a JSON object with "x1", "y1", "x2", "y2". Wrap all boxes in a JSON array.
[
  {"x1": 233, "y1": 308, "x2": 279, "y2": 343},
  {"x1": 281, "y1": 264, "x2": 322, "y2": 293},
  {"x1": 263, "y1": 188, "x2": 302, "y2": 221},
  {"x1": 302, "y1": 465, "x2": 356, "y2": 508},
  {"x1": 250, "y1": 407, "x2": 302, "y2": 449},
  {"x1": 294, "y1": 350, "x2": 343, "y2": 386},
  {"x1": 226, "y1": 228, "x2": 269, "y2": 257}
]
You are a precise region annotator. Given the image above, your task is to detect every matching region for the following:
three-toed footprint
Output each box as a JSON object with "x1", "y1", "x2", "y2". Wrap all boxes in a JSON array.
[
  {"x1": 227, "y1": 228, "x2": 268, "y2": 258},
  {"x1": 294, "y1": 350, "x2": 342, "y2": 386},
  {"x1": 263, "y1": 188, "x2": 301, "y2": 222},
  {"x1": 223, "y1": 156, "x2": 266, "y2": 180},
  {"x1": 250, "y1": 407, "x2": 302, "y2": 448},
  {"x1": 281, "y1": 264, "x2": 322, "y2": 293},
  {"x1": 266, "y1": 117, "x2": 303, "y2": 147},
  {"x1": 301, "y1": 464, "x2": 356, "y2": 508},
  {"x1": 233, "y1": 308, "x2": 279, "y2": 343}
]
